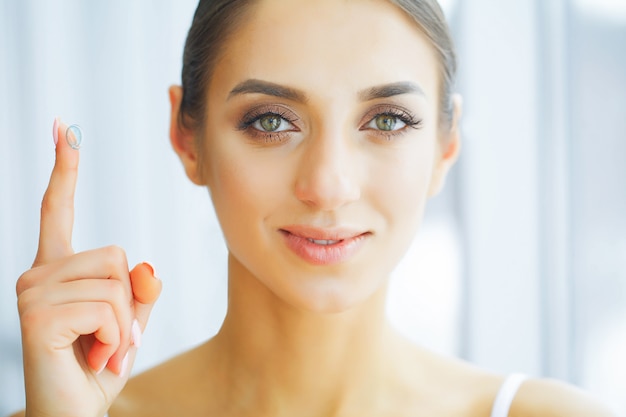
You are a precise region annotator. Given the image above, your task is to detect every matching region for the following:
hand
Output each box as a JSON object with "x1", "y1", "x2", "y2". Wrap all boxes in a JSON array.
[{"x1": 15, "y1": 119, "x2": 162, "y2": 417}]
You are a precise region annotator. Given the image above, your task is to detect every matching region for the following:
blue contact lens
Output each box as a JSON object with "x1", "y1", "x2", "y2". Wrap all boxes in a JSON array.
[{"x1": 66, "y1": 124, "x2": 83, "y2": 150}]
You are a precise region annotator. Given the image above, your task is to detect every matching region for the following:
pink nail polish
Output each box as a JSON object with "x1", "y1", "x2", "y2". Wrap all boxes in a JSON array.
[
  {"x1": 119, "y1": 352, "x2": 129, "y2": 377},
  {"x1": 96, "y1": 361, "x2": 107, "y2": 375},
  {"x1": 131, "y1": 319, "x2": 142, "y2": 348},
  {"x1": 52, "y1": 118, "x2": 59, "y2": 146}
]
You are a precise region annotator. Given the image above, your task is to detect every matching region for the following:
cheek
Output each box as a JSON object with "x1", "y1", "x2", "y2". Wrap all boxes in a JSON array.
[
  {"x1": 364, "y1": 142, "x2": 437, "y2": 275},
  {"x1": 367, "y1": 141, "x2": 437, "y2": 222},
  {"x1": 204, "y1": 144, "x2": 291, "y2": 240}
]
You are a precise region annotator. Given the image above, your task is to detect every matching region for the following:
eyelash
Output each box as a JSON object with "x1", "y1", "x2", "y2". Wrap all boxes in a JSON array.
[
  {"x1": 360, "y1": 106, "x2": 423, "y2": 139},
  {"x1": 236, "y1": 105, "x2": 300, "y2": 143},
  {"x1": 236, "y1": 104, "x2": 423, "y2": 144}
]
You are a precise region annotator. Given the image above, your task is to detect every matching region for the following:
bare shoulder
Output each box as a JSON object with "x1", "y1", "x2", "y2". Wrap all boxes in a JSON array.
[
  {"x1": 511, "y1": 377, "x2": 617, "y2": 417},
  {"x1": 8, "y1": 410, "x2": 25, "y2": 417},
  {"x1": 405, "y1": 346, "x2": 617, "y2": 417},
  {"x1": 109, "y1": 342, "x2": 212, "y2": 417},
  {"x1": 400, "y1": 346, "x2": 508, "y2": 416}
]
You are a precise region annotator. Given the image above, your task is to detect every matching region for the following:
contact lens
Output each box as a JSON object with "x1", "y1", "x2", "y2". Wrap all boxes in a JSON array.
[{"x1": 66, "y1": 124, "x2": 82, "y2": 150}]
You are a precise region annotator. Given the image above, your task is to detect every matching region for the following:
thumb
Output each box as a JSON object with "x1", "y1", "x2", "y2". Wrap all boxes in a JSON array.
[{"x1": 130, "y1": 262, "x2": 162, "y2": 330}]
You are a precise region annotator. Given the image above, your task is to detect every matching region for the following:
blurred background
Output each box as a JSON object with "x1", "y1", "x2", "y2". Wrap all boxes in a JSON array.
[{"x1": 1, "y1": 0, "x2": 624, "y2": 415}]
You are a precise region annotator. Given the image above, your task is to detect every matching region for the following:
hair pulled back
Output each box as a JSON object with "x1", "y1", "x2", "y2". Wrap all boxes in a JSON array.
[{"x1": 179, "y1": 0, "x2": 457, "y2": 132}]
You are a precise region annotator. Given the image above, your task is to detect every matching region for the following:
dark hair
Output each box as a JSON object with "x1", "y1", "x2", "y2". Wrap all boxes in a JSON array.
[
  {"x1": 178, "y1": 0, "x2": 256, "y2": 132},
  {"x1": 179, "y1": 0, "x2": 457, "y2": 134}
]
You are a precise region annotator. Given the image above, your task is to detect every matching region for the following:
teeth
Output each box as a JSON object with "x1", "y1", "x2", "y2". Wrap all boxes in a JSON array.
[{"x1": 307, "y1": 238, "x2": 340, "y2": 245}]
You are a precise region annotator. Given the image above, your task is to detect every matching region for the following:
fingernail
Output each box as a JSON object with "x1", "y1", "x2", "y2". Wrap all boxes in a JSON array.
[
  {"x1": 119, "y1": 351, "x2": 129, "y2": 377},
  {"x1": 142, "y1": 261, "x2": 159, "y2": 279},
  {"x1": 131, "y1": 319, "x2": 142, "y2": 348},
  {"x1": 96, "y1": 361, "x2": 107, "y2": 375},
  {"x1": 52, "y1": 117, "x2": 59, "y2": 146}
]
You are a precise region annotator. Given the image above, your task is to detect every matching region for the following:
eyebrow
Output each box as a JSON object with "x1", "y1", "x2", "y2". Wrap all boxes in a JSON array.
[
  {"x1": 227, "y1": 79, "x2": 425, "y2": 102},
  {"x1": 358, "y1": 81, "x2": 426, "y2": 101},
  {"x1": 228, "y1": 79, "x2": 308, "y2": 102}
]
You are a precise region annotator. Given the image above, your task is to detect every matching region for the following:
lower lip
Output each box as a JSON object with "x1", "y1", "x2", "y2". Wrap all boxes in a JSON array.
[{"x1": 279, "y1": 230, "x2": 369, "y2": 266}]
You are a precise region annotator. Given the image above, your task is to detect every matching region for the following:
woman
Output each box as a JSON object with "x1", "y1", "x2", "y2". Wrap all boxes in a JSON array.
[{"x1": 13, "y1": 0, "x2": 616, "y2": 416}]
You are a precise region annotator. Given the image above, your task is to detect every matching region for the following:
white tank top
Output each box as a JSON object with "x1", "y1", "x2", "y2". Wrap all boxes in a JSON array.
[{"x1": 490, "y1": 373, "x2": 528, "y2": 417}]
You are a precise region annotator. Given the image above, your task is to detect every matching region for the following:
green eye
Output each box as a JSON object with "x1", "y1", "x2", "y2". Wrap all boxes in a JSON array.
[
  {"x1": 375, "y1": 115, "x2": 398, "y2": 131},
  {"x1": 259, "y1": 114, "x2": 283, "y2": 131},
  {"x1": 362, "y1": 109, "x2": 420, "y2": 137}
]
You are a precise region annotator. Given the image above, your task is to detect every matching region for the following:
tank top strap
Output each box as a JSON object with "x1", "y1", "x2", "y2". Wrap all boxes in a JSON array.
[{"x1": 490, "y1": 373, "x2": 528, "y2": 417}]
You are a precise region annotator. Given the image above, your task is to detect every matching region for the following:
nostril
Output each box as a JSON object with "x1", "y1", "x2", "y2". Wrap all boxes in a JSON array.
[
  {"x1": 293, "y1": 135, "x2": 361, "y2": 209},
  {"x1": 294, "y1": 172, "x2": 360, "y2": 210}
]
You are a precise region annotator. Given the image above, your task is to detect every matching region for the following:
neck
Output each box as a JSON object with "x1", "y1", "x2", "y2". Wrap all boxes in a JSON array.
[{"x1": 209, "y1": 254, "x2": 409, "y2": 416}]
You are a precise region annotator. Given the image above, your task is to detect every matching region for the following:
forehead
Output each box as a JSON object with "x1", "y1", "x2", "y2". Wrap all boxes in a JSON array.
[{"x1": 210, "y1": 0, "x2": 440, "y2": 101}]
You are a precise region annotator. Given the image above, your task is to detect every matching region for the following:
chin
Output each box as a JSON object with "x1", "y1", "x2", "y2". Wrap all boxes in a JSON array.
[{"x1": 281, "y1": 274, "x2": 386, "y2": 315}]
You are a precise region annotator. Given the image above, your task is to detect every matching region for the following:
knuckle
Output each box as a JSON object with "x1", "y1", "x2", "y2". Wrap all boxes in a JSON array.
[
  {"x1": 104, "y1": 279, "x2": 130, "y2": 305},
  {"x1": 100, "y1": 304, "x2": 121, "y2": 334},
  {"x1": 40, "y1": 191, "x2": 54, "y2": 213},
  {"x1": 102, "y1": 245, "x2": 128, "y2": 269},
  {"x1": 95, "y1": 301, "x2": 116, "y2": 322},
  {"x1": 40, "y1": 191, "x2": 70, "y2": 216},
  {"x1": 94, "y1": 304, "x2": 121, "y2": 348},
  {"x1": 19, "y1": 303, "x2": 47, "y2": 332},
  {"x1": 17, "y1": 285, "x2": 48, "y2": 320},
  {"x1": 15, "y1": 270, "x2": 33, "y2": 295},
  {"x1": 104, "y1": 283, "x2": 133, "y2": 338}
]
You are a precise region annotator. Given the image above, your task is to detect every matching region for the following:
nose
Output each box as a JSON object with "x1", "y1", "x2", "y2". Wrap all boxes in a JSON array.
[{"x1": 294, "y1": 131, "x2": 361, "y2": 210}]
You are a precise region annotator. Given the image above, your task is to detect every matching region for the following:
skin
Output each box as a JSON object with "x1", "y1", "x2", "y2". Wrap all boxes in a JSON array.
[
  {"x1": 13, "y1": 0, "x2": 616, "y2": 416},
  {"x1": 14, "y1": 119, "x2": 162, "y2": 417}
]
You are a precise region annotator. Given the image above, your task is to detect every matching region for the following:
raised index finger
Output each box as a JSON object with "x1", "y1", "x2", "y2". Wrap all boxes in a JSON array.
[{"x1": 34, "y1": 118, "x2": 81, "y2": 266}]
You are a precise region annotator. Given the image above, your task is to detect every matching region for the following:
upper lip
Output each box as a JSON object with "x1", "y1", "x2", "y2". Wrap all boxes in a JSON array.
[{"x1": 280, "y1": 225, "x2": 370, "y2": 241}]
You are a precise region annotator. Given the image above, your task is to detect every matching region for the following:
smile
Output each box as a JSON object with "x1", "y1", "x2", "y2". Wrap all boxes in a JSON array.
[
  {"x1": 279, "y1": 225, "x2": 370, "y2": 266},
  {"x1": 306, "y1": 238, "x2": 341, "y2": 245}
]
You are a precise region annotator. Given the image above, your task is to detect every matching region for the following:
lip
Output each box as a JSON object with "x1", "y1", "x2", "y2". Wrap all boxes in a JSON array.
[{"x1": 279, "y1": 225, "x2": 370, "y2": 266}]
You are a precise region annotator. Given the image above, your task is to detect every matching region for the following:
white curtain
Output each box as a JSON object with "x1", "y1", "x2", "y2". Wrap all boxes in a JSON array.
[
  {"x1": 0, "y1": 1, "x2": 231, "y2": 413},
  {"x1": 1, "y1": 1, "x2": 624, "y2": 416},
  {"x1": 453, "y1": 0, "x2": 626, "y2": 412}
]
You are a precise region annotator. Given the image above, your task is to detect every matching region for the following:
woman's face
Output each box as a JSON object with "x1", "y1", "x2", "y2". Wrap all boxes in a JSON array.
[{"x1": 183, "y1": 0, "x2": 459, "y2": 313}]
